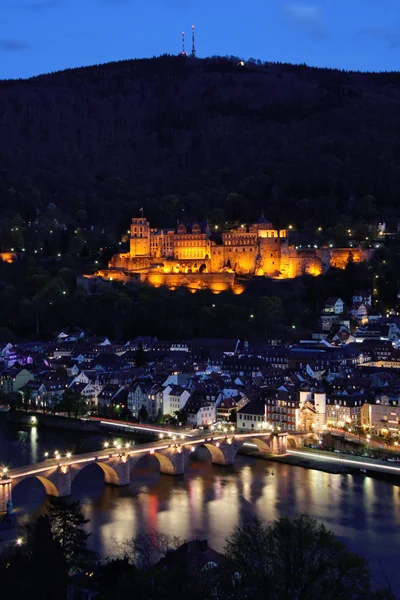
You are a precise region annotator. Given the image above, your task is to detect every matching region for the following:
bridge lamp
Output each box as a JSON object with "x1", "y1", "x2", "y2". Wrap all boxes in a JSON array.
[
  {"x1": 16, "y1": 538, "x2": 23, "y2": 546},
  {"x1": 113, "y1": 440, "x2": 118, "y2": 447},
  {"x1": 223, "y1": 427, "x2": 228, "y2": 433},
  {"x1": 159, "y1": 434, "x2": 164, "y2": 439},
  {"x1": 125, "y1": 443, "x2": 130, "y2": 449},
  {"x1": 191, "y1": 446, "x2": 195, "y2": 452},
  {"x1": 44, "y1": 452, "x2": 49, "y2": 458},
  {"x1": 230, "y1": 426, "x2": 235, "y2": 431},
  {"x1": 104, "y1": 442, "x2": 109, "y2": 448},
  {"x1": 215, "y1": 442, "x2": 220, "y2": 448},
  {"x1": 2, "y1": 467, "x2": 8, "y2": 476},
  {"x1": 172, "y1": 436, "x2": 177, "y2": 441},
  {"x1": 66, "y1": 452, "x2": 72, "y2": 458},
  {"x1": 116, "y1": 444, "x2": 121, "y2": 450}
]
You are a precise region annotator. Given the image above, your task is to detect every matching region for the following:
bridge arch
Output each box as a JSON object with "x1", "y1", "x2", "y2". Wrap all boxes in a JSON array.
[
  {"x1": 12, "y1": 474, "x2": 59, "y2": 497},
  {"x1": 152, "y1": 451, "x2": 176, "y2": 475},
  {"x1": 195, "y1": 443, "x2": 227, "y2": 465},
  {"x1": 287, "y1": 436, "x2": 302, "y2": 449},
  {"x1": 71, "y1": 461, "x2": 121, "y2": 487},
  {"x1": 248, "y1": 438, "x2": 271, "y2": 454}
]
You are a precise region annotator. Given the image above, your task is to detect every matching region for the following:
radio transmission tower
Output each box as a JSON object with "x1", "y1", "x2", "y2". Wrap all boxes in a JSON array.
[{"x1": 191, "y1": 25, "x2": 196, "y2": 58}]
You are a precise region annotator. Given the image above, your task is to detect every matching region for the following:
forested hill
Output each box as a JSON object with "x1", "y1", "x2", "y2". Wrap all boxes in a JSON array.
[{"x1": 1, "y1": 55, "x2": 400, "y2": 233}]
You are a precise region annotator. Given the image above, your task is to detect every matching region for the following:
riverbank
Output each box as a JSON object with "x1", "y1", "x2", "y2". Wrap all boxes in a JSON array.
[{"x1": 2, "y1": 410, "x2": 101, "y2": 432}]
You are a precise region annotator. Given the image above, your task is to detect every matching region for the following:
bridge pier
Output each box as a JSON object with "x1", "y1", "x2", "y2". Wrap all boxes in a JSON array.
[
  {"x1": 111, "y1": 457, "x2": 131, "y2": 485},
  {"x1": 157, "y1": 446, "x2": 187, "y2": 475},
  {"x1": 0, "y1": 478, "x2": 12, "y2": 513},
  {"x1": 56, "y1": 465, "x2": 72, "y2": 497}
]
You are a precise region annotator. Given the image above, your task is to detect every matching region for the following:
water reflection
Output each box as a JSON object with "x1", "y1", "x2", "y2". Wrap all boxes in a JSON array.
[{"x1": 2, "y1": 419, "x2": 400, "y2": 588}]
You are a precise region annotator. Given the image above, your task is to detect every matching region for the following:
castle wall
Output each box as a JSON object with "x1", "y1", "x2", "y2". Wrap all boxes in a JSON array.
[
  {"x1": 109, "y1": 254, "x2": 153, "y2": 270},
  {"x1": 329, "y1": 248, "x2": 363, "y2": 269},
  {"x1": 280, "y1": 248, "x2": 322, "y2": 278},
  {"x1": 223, "y1": 245, "x2": 257, "y2": 274},
  {"x1": 140, "y1": 272, "x2": 237, "y2": 293}
]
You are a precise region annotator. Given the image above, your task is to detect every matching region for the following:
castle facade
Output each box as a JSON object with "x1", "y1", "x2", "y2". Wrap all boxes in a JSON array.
[{"x1": 90, "y1": 215, "x2": 370, "y2": 293}]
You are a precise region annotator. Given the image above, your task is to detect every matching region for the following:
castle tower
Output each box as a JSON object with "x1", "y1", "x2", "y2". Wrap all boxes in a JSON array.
[{"x1": 130, "y1": 216, "x2": 151, "y2": 258}]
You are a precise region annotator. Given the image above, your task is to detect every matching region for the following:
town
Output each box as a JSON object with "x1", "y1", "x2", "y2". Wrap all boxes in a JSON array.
[{"x1": 2, "y1": 284, "x2": 400, "y2": 443}]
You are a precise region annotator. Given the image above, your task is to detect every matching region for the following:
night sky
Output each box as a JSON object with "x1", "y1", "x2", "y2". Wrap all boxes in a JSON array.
[{"x1": 1, "y1": 0, "x2": 399, "y2": 79}]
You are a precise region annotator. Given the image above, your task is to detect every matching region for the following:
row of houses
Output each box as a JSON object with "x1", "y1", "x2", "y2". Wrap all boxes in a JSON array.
[{"x1": 2, "y1": 329, "x2": 400, "y2": 435}]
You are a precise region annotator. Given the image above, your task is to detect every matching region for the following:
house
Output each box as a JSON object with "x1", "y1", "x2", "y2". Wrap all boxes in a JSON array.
[
  {"x1": 0, "y1": 367, "x2": 34, "y2": 395},
  {"x1": 182, "y1": 392, "x2": 216, "y2": 427},
  {"x1": 145, "y1": 384, "x2": 164, "y2": 420},
  {"x1": 162, "y1": 385, "x2": 190, "y2": 416},
  {"x1": 68, "y1": 380, "x2": 103, "y2": 408},
  {"x1": 353, "y1": 290, "x2": 372, "y2": 307},
  {"x1": 265, "y1": 390, "x2": 300, "y2": 432},
  {"x1": 320, "y1": 314, "x2": 340, "y2": 332},
  {"x1": 351, "y1": 303, "x2": 369, "y2": 322},
  {"x1": 324, "y1": 298, "x2": 345, "y2": 315},
  {"x1": 52, "y1": 342, "x2": 76, "y2": 360},
  {"x1": 216, "y1": 395, "x2": 239, "y2": 422},
  {"x1": 360, "y1": 398, "x2": 400, "y2": 435},
  {"x1": 127, "y1": 382, "x2": 152, "y2": 419},
  {"x1": 237, "y1": 401, "x2": 267, "y2": 432},
  {"x1": 326, "y1": 395, "x2": 364, "y2": 427},
  {"x1": 97, "y1": 384, "x2": 126, "y2": 415}
]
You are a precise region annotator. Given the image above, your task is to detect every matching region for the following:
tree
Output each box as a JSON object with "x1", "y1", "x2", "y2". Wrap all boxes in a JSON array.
[
  {"x1": 115, "y1": 532, "x2": 181, "y2": 568},
  {"x1": 59, "y1": 388, "x2": 86, "y2": 418},
  {"x1": 222, "y1": 514, "x2": 379, "y2": 600},
  {"x1": 134, "y1": 342, "x2": 147, "y2": 367},
  {"x1": 98, "y1": 558, "x2": 142, "y2": 600},
  {"x1": 174, "y1": 409, "x2": 187, "y2": 425},
  {"x1": 155, "y1": 408, "x2": 164, "y2": 424},
  {"x1": 138, "y1": 405, "x2": 149, "y2": 422},
  {"x1": 31, "y1": 515, "x2": 68, "y2": 597},
  {"x1": 258, "y1": 296, "x2": 285, "y2": 336},
  {"x1": 0, "y1": 515, "x2": 67, "y2": 599},
  {"x1": 49, "y1": 497, "x2": 93, "y2": 572}
]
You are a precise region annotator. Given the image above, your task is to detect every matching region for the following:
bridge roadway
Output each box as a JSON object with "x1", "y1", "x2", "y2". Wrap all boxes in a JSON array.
[{"x1": 0, "y1": 431, "x2": 288, "y2": 512}]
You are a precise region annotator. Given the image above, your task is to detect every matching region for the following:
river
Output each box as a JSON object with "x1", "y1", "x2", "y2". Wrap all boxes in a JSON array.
[{"x1": 1, "y1": 419, "x2": 400, "y2": 588}]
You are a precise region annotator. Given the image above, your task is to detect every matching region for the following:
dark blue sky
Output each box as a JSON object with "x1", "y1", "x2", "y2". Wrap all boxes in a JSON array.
[{"x1": 1, "y1": 0, "x2": 399, "y2": 79}]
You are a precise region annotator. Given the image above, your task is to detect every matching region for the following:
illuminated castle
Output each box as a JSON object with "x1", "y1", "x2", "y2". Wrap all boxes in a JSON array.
[{"x1": 90, "y1": 214, "x2": 370, "y2": 293}]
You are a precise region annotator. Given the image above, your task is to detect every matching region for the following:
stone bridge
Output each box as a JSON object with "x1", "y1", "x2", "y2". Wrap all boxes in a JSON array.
[{"x1": 0, "y1": 431, "x2": 287, "y2": 511}]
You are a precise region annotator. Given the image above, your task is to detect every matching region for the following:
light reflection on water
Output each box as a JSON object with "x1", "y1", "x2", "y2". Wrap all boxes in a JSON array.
[{"x1": 1, "y1": 419, "x2": 400, "y2": 587}]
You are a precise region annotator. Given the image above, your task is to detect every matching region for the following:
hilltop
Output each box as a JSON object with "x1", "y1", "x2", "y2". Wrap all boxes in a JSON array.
[{"x1": 1, "y1": 55, "x2": 400, "y2": 234}]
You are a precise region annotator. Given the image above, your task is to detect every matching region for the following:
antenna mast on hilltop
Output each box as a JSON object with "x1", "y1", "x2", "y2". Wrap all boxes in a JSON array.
[
  {"x1": 191, "y1": 25, "x2": 196, "y2": 58},
  {"x1": 181, "y1": 31, "x2": 186, "y2": 56}
]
